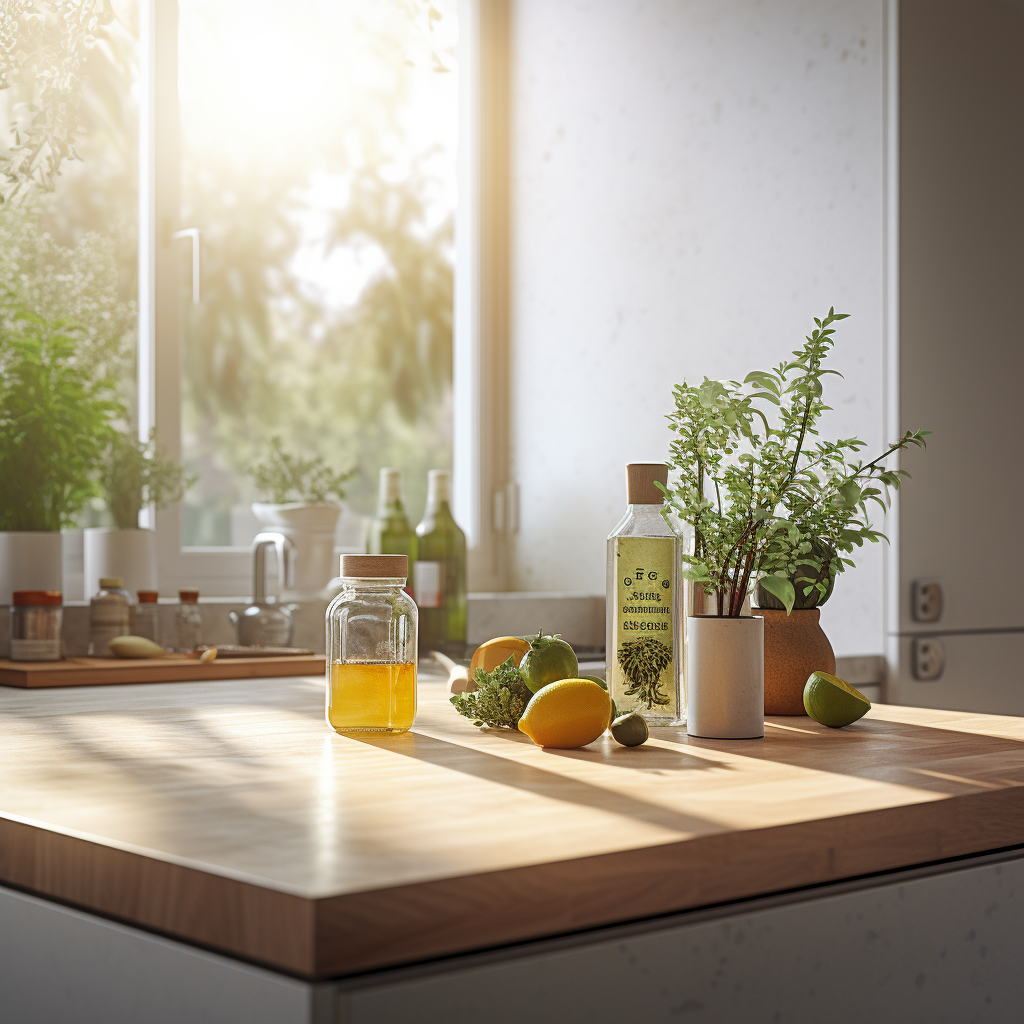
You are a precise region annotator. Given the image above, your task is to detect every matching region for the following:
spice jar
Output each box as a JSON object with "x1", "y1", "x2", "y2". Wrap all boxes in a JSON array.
[
  {"x1": 175, "y1": 590, "x2": 202, "y2": 652},
  {"x1": 10, "y1": 591, "x2": 63, "y2": 661},
  {"x1": 326, "y1": 554, "x2": 418, "y2": 734},
  {"x1": 90, "y1": 577, "x2": 132, "y2": 657},
  {"x1": 136, "y1": 590, "x2": 161, "y2": 646}
]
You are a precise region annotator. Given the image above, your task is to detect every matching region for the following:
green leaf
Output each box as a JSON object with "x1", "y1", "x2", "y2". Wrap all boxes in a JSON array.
[{"x1": 759, "y1": 575, "x2": 796, "y2": 614}]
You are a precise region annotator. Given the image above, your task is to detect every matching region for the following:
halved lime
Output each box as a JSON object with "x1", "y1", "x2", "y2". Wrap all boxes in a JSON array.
[{"x1": 803, "y1": 671, "x2": 871, "y2": 728}]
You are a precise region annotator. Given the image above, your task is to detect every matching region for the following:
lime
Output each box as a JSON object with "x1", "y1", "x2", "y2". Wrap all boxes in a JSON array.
[
  {"x1": 610, "y1": 712, "x2": 649, "y2": 747},
  {"x1": 579, "y1": 674, "x2": 607, "y2": 689},
  {"x1": 518, "y1": 678, "x2": 612, "y2": 748},
  {"x1": 519, "y1": 632, "x2": 579, "y2": 694},
  {"x1": 803, "y1": 671, "x2": 871, "y2": 728}
]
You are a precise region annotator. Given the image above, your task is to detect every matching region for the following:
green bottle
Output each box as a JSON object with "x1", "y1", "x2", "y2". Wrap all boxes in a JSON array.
[
  {"x1": 367, "y1": 468, "x2": 418, "y2": 574},
  {"x1": 414, "y1": 469, "x2": 466, "y2": 653}
]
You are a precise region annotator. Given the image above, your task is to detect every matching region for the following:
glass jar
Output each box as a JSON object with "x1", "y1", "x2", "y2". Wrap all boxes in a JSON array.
[
  {"x1": 10, "y1": 591, "x2": 63, "y2": 661},
  {"x1": 175, "y1": 590, "x2": 203, "y2": 652},
  {"x1": 136, "y1": 590, "x2": 161, "y2": 646},
  {"x1": 326, "y1": 554, "x2": 418, "y2": 734},
  {"x1": 90, "y1": 577, "x2": 132, "y2": 657}
]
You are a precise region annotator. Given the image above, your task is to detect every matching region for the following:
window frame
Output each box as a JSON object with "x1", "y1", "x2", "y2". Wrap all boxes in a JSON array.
[{"x1": 139, "y1": 0, "x2": 514, "y2": 597}]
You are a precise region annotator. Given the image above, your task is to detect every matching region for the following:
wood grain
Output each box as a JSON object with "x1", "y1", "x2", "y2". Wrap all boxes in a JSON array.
[
  {"x1": 0, "y1": 655, "x2": 325, "y2": 688},
  {"x1": 3, "y1": 672, "x2": 1024, "y2": 977}
]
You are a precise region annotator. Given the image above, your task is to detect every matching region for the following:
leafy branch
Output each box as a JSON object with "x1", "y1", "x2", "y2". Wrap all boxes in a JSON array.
[
  {"x1": 662, "y1": 309, "x2": 928, "y2": 616},
  {"x1": 250, "y1": 436, "x2": 356, "y2": 504}
]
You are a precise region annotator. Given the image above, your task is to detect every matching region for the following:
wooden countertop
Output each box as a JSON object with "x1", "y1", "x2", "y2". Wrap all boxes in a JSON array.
[{"x1": 2, "y1": 669, "x2": 1024, "y2": 978}]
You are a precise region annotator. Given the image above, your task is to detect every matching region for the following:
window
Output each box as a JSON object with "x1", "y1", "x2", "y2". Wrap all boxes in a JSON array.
[{"x1": 143, "y1": 0, "x2": 458, "y2": 594}]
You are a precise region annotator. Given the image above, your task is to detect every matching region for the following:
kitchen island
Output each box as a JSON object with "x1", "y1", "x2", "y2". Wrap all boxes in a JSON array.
[{"x1": 3, "y1": 667, "x2": 1024, "y2": 1022}]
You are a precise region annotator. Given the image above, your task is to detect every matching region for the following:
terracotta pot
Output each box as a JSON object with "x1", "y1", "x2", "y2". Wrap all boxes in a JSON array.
[{"x1": 758, "y1": 608, "x2": 836, "y2": 715}]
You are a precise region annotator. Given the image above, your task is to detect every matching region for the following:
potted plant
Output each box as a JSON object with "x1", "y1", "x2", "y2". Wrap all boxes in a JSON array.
[
  {"x1": 663, "y1": 309, "x2": 926, "y2": 735},
  {"x1": 0, "y1": 309, "x2": 119, "y2": 603},
  {"x1": 84, "y1": 430, "x2": 194, "y2": 598},
  {"x1": 249, "y1": 437, "x2": 356, "y2": 598}
]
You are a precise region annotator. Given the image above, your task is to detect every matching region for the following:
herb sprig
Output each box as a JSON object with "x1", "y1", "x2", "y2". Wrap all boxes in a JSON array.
[{"x1": 450, "y1": 656, "x2": 532, "y2": 730}]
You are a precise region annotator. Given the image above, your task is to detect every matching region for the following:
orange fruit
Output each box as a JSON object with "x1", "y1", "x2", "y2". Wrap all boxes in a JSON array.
[{"x1": 469, "y1": 636, "x2": 531, "y2": 680}]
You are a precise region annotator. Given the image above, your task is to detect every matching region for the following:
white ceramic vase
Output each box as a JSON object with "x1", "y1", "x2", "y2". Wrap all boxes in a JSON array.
[
  {"x1": 251, "y1": 502, "x2": 341, "y2": 599},
  {"x1": 0, "y1": 532, "x2": 63, "y2": 605},
  {"x1": 83, "y1": 528, "x2": 157, "y2": 600},
  {"x1": 686, "y1": 614, "x2": 765, "y2": 739}
]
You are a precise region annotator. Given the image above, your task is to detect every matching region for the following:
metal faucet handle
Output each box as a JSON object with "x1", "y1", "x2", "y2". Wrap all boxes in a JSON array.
[{"x1": 251, "y1": 532, "x2": 294, "y2": 604}]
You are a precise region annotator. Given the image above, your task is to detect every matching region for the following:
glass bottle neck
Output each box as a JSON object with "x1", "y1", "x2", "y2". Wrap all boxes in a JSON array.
[{"x1": 341, "y1": 577, "x2": 407, "y2": 592}]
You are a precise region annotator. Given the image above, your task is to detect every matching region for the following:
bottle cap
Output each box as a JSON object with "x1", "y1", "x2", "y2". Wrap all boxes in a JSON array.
[
  {"x1": 339, "y1": 554, "x2": 408, "y2": 579},
  {"x1": 178, "y1": 590, "x2": 200, "y2": 603},
  {"x1": 427, "y1": 469, "x2": 451, "y2": 505},
  {"x1": 626, "y1": 463, "x2": 668, "y2": 505},
  {"x1": 99, "y1": 577, "x2": 124, "y2": 589},
  {"x1": 12, "y1": 590, "x2": 62, "y2": 606},
  {"x1": 378, "y1": 467, "x2": 404, "y2": 505},
  {"x1": 137, "y1": 590, "x2": 159, "y2": 603}
]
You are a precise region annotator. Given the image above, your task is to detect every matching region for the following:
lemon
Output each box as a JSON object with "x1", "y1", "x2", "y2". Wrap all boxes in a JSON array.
[
  {"x1": 803, "y1": 671, "x2": 871, "y2": 728},
  {"x1": 518, "y1": 678, "x2": 612, "y2": 748},
  {"x1": 469, "y1": 636, "x2": 532, "y2": 681}
]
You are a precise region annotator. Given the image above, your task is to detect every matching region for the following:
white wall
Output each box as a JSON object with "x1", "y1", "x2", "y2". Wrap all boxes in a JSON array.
[{"x1": 507, "y1": 0, "x2": 888, "y2": 658}]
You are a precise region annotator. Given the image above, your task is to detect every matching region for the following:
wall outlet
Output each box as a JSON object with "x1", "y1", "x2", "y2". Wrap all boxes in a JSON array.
[
  {"x1": 912, "y1": 637, "x2": 946, "y2": 680},
  {"x1": 912, "y1": 579, "x2": 944, "y2": 622}
]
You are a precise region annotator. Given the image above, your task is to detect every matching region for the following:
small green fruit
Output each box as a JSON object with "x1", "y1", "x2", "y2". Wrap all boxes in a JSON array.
[
  {"x1": 519, "y1": 632, "x2": 579, "y2": 694},
  {"x1": 610, "y1": 712, "x2": 649, "y2": 747}
]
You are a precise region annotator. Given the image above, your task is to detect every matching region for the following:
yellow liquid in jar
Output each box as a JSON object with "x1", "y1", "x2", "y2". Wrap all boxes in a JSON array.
[{"x1": 327, "y1": 662, "x2": 417, "y2": 733}]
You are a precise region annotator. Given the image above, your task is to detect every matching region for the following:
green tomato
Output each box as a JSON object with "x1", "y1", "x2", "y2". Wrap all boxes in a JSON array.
[{"x1": 519, "y1": 632, "x2": 579, "y2": 694}]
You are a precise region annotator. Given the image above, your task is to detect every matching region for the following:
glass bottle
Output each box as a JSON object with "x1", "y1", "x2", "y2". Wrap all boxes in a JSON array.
[
  {"x1": 325, "y1": 553, "x2": 418, "y2": 734},
  {"x1": 10, "y1": 590, "x2": 63, "y2": 661},
  {"x1": 135, "y1": 590, "x2": 161, "y2": 646},
  {"x1": 89, "y1": 577, "x2": 132, "y2": 657},
  {"x1": 606, "y1": 463, "x2": 683, "y2": 726},
  {"x1": 414, "y1": 469, "x2": 466, "y2": 654},
  {"x1": 175, "y1": 589, "x2": 203, "y2": 652},
  {"x1": 367, "y1": 467, "x2": 418, "y2": 567}
]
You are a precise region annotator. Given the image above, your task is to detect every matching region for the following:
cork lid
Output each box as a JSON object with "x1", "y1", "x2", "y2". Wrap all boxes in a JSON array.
[
  {"x1": 137, "y1": 590, "x2": 159, "y2": 603},
  {"x1": 626, "y1": 463, "x2": 668, "y2": 504},
  {"x1": 12, "y1": 590, "x2": 62, "y2": 606},
  {"x1": 178, "y1": 590, "x2": 199, "y2": 603},
  {"x1": 340, "y1": 554, "x2": 408, "y2": 579},
  {"x1": 99, "y1": 577, "x2": 124, "y2": 588}
]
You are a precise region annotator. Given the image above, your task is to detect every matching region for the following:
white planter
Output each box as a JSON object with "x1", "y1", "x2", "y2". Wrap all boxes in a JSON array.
[
  {"x1": 0, "y1": 532, "x2": 63, "y2": 605},
  {"x1": 83, "y1": 528, "x2": 157, "y2": 600},
  {"x1": 251, "y1": 502, "x2": 341, "y2": 598},
  {"x1": 686, "y1": 614, "x2": 764, "y2": 739}
]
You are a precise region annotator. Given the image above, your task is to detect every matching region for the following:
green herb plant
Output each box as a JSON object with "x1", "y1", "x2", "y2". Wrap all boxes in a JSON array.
[
  {"x1": 450, "y1": 656, "x2": 533, "y2": 730},
  {"x1": 100, "y1": 429, "x2": 196, "y2": 530},
  {"x1": 663, "y1": 309, "x2": 928, "y2": 615},
  {"x1": 0, "y1": 307, "x2": 119, "y2": 530},
  {"x1": 617, "y1": 636, "x2": 673, "y2": 709},
  {"x1": 250, "y1": 436, "x2": 356, "y2": 504}
]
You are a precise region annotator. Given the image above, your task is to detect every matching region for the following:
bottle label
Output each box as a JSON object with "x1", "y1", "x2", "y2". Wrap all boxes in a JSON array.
[
  {"x1": 414, "y1": 561, "x2": 443, "y2": 608},
  {"x1": 609, "y1": 536, "x2": 677, "y2": 719}
]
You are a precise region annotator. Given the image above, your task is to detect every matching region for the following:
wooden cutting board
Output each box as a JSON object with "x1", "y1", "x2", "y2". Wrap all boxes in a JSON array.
[{"x1": 0, "y1": 654, "x2": 325, "y2": 688}]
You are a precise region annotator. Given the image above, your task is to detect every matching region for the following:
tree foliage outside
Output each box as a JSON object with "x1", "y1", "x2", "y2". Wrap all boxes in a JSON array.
[
  {"x1": 0, "y1": 0, "x2": 457, "y2": 540},
  {"x1": 662, "y1": 310, "x2": 928, "y2": 616}
]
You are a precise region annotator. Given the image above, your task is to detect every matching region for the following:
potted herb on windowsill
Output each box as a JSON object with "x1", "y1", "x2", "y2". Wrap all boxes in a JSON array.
[
  {"x1": 0, "y1": 309, "x2": 119, "y2": 603},
  {"x1": 250, "y1": 437, "x2": 356, "y2": 598},
  {"x1": 663, "y1": 309, "x2": 926, "y2": 735},
  {"x1": 84, "y1": 430, "x2": 194, "y2": 598}
]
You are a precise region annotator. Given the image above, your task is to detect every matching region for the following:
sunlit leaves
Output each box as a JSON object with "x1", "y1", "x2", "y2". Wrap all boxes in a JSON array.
[{"x1": 663, "y1": 308, "x2": 928, "y2": 616}]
